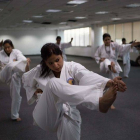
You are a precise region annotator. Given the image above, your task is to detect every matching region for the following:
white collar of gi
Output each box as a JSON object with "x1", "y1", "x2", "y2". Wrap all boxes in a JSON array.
[
  {"x1": 3, "y1": 49, "x2": 13, "y2": 56},
  {"x1": 48, "y1": 61, "x2": 66, "y2": 81},
  {"x1": 60, "y1": 61, "x2": 66, "y2": 81}
]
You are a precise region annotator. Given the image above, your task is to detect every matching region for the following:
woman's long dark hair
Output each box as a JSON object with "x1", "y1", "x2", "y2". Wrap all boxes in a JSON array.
[
  {"x1": 3, "y1": 39, "x2": 14, "y2": 48},
  {"x1": 103, "y1": 33, "x2": 111, "y2": 40},
  {"x1": 40, "y1": 43, "x2": 62, "y2": 78}
]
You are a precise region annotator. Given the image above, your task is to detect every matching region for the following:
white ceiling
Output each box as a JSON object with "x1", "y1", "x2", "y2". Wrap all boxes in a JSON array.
[{"x1": 0, "y1": 0, "x2": 140, "y2": 30}]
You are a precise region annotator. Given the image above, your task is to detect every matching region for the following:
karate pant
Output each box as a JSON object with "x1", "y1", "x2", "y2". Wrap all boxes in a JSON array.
[
  {"x1": 123, "y1": 58, "x2": 130, "y2": 78},
  {"x1": 33, "y1": 78, "x2": 106, "y2": 140},
  {"x1": 10, "y1": 73, "x2": 22, "y2": 119},
  {"x1": 0, "y1": 61, "x2": 26, "y2": 119},
  {"x1": 100, "y1": 59, "x2": 119, "y2": 79}
]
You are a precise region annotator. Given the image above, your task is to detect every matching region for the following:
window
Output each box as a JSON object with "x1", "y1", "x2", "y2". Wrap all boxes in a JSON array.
[
  {"x1": 108, "y1": 25, "x2": 115, "y2": 41},
  {"x1": 64, "y1": 27, "x2": 91, "y2": 47},
  {"x1": 133, "y1": 21, "x2": 140, "y2": 41},
  {"x1": 102, "y1": 22, "x2": 135, "y2": 43},
  {"x1": 123, "y1": 23, "x2": 132, "y2": 43},
  {"x1": 102, "y1": 26, "x2": 107, "y2": 34}
]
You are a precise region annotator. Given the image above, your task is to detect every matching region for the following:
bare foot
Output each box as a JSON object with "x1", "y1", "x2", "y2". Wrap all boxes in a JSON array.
[
  {"x1": 110, "y1": 105, "x2": 115, "y2": 110},
  {"x1": 12, "y1": 118, "x2": 21, "y2": 122},
  {"x1": 106, "y1": 85, "x2": 117, "y2": 97},
  {"x1": 111, "y1": 62, "x2": 117, "y2": 73},
  {"x1": 99, "y1": 85, "x2": 117, "y2": 113}
]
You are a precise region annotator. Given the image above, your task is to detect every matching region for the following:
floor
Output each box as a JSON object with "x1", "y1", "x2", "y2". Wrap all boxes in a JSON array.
[{"x1": 0, "y1": 55, "x2": 140, "y2": 140}]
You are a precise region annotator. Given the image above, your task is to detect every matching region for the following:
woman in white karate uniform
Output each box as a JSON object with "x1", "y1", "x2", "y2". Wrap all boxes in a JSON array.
[
  {"x1": 23, "y1": 43, "x2": 127, "y2": 140},
  {"x1": 94, "y1": 33, "x2": 140, "y2": 79},
  {"x1": 121, "y1": 38, "x2": 131, "y2": 78},
  {"x1": 0, "y1": 39, "x2": 30, "y2": 121},
  {"x1": 56, "y1": 36, "x2": 73, "y2": 61},
  {"x1": 94, "y1": 34, "x2": 140, "y2": 109}
]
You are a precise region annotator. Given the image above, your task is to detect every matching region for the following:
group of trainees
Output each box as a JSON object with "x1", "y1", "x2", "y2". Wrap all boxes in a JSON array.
[
  {"x1": 0, "y1": 35, "x2": 140, "y2": 140},
  {"x1": 94, "y1": 33, "x2": 140, "y2": 109},
  {"x1": 0, "y1": 37, "x2": 72, "y2": 122},
  {"x1": 94, "y1": 33, "x2": 139, "y2": 80}
]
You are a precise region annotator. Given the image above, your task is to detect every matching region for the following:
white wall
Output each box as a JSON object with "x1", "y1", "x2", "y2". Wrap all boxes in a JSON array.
[
  {"x1": 65, "y1": 46, "x2": 92, "y2": 57},
  {"x1": 57, "y1": 25, "x2": 103, "y2": 58},
  {"x1": 91, "y1": 24, "x2": 103, "y2": 57},
  {"x1": 57, "y1": 29, "x2": 64, "y2": 42},
  {"x1": 0, "y1": 29, "x2": 57, "y2": 55},
  {"x1": 0, "y1": 26, "x2": 103, "y2": 57}
]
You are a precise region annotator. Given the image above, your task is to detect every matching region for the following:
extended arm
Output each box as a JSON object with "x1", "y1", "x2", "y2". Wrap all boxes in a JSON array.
[
  {"x1": 116, "y1": 42, "x2": 140, "y2": 55},
  {"x1": 70, "y1": 62, "x2": 126, "y2": 112},
  {"x1": 61, "y1": 38, "x2": 73, "y2": 50}
]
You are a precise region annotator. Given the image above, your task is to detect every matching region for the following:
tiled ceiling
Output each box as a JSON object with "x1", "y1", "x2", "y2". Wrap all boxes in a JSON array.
[{"x1": 0, "y1": 0, "x2": 140, "y2": 30}]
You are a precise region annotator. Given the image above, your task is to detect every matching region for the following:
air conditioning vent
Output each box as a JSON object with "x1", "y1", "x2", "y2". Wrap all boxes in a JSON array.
[
  {"x1": 66, "y1": 4, "x2": 77, "y2": 7},
  {"x1": 62, "y1": 10, "x2": 73, "y2": 13},
  {"x1": 68, "y1": 20, "x2": 77, "y2": 22},
  {"x1": 42, "y1": 22, "x2": 51, "y2": 24}
]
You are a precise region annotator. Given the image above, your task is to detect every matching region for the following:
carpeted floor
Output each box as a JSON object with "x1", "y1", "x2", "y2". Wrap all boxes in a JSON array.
[{"x1": 0, "y1": 55, "x2": 140, "y2": 140}]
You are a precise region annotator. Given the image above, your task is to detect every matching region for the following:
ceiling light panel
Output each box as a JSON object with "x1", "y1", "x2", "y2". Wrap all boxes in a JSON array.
[
  {"x1": 95, "y1": 11, "x2": 109, "y2": 14},
  {"x1": 59, "y1": 22, "x2": 67, "y2": 24},
  {"x1": 32, "y1": 15, "x2": 44, "y2": 18},
  {"x1": 46, "y1": 9, "x2": 61, "y2": 12},
  {"x1": 111, "y1": 18, "x2": 121, "y2": 20},
  {"x1": 67, "y1": 0, "x2": 88, "y2": 5},
  {"x1": 125, "y1": 3, "x2": 140, "y2": 8},
  {"x1": 75, "y1": 17, "x2": 86, "y2": 19},
  {"x1": 23, "y1": 20, "x2": 33, "y2": 23}
]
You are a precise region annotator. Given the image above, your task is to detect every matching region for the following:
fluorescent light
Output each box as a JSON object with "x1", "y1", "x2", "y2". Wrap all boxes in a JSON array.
[
  {"x1": 59, "y1": 22, "x2": 67, "y2": 24},
  {"x1": 111, "y1": 18, "x2": 121, "y2": 20},
  {"x1": 32, "y1": 15, "x2": 44, "y2": 18},
  {"x1": 126, "y1": 3, "x2": 140, "y2": 8},
  {"x1": 46, "y1": 9, "x2": 61, "y2": 12},
  {"x1": 67, "y1": 0, "x2": 87, "y2": 5},
  {"x1": 23, "y1": 20, "x2": 33, "y2": 23},
  {"x1": 95, "y1": 11, "x2": 109, "y2": 14},
  {"x1": 66, "y1": 4, "x2": 78, "y2": 7},
  {"x1": 75, "y1": 17, "x2": 86, "y2": 19}
]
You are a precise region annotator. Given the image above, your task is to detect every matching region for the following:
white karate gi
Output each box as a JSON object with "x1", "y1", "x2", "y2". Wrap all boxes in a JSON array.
[
  {"x1": 0, "y1": 49, "x2": 27, "y2": 119},
  {"x1": 56, "y1": 43, "x2": 72, "y2": 61},
  {"x1": 122, "y1": 52, "x2": 130, "y2": 78},
  {"x1": 22, "y1": 61, "x2": 110, "y2": 140},
  {"x1": 119, "y1": 44, "x2": 133, "y2": 78},
  {"x1": 94, "y1": 42, "x2": 132, "y2": 79}
]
